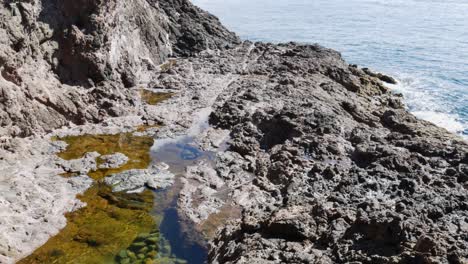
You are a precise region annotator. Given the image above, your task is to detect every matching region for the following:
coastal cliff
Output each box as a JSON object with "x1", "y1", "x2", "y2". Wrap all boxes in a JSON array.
[
  {"x1": 0, "y1": 0, "x2": 238, "y2": 137},
  {"x1": 0, "y1": 0, "x2": 466, "y2": 263}
]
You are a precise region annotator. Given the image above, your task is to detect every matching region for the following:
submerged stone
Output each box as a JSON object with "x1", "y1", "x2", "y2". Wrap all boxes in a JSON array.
[
  {"x1": 18, "y1": 184, "x2": 156, "y2": 264},
  {"x1": 118, "y1": 250, "x2": 128, "y2": 258}
]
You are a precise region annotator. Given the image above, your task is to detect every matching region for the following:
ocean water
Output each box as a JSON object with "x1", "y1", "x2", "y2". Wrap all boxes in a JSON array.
[{"x1": 193, "y1": 0, "x2": 468, "y2": 139}]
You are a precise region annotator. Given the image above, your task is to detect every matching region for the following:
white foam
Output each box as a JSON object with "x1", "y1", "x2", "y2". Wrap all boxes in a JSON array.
[
  {"x1": 412, "y1": 111, "x2": 466, "y2": 134},
  {"x1": 386, "y1": 76, "x2": 467, "y2": 140}
]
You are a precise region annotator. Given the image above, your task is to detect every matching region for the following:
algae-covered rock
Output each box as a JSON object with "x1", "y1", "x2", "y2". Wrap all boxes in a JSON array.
[
  {"x1": 146, "y1": 236, "x2": 159, "y2": 244},
  {"x1": 130, "y1": 242, "x2": 147, "y2": 250},
  {"x1": 118, "y1": 250, "x2": 128, "y2": 258},
  {"x1": 18, "y1": 184, "x2": 156, "y2": 264},
  {"x1": 128, "y1": 251, "x2": 137, "y2": 260},
  {"x1": 120, "y1": 258, "x2": 131, "y2": 264}
]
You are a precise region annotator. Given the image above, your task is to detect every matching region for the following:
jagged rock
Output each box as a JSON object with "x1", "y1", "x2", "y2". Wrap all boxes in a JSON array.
[
  {"x1": 98, "y1": 152, "x2": 129, "y2": 169},
  {"x1": 0, "y1": 0, "x2": 466, "y2": 263},
  {"x1": 58, "y1": 151, "x2": 100, "y2": 174},
  {"x1": 0, "y1": 0, "x2": 239, "y2": 137},
  {"x1": 104, "y1": 163, "x2": 174, "y2": 193},
  {"x1": 201, "y1": 43, "x2": 468, "y2": 263}
]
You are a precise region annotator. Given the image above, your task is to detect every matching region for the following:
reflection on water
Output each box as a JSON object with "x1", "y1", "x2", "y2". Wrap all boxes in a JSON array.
[
  {"x1": 151, "y1": 135, "x2": 216, "y2": 264},
  {"x1": 159, "y1": 208, "x2": 207, "y2": 264},
  {"x1": 151, "y1": 136, "x2": 215, "y2": 175}
]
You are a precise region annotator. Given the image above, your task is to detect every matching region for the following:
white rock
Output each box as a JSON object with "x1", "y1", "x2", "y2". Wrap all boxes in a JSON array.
[{"x1": 104, "y1": 163, "x2": 174, "y2": 193}]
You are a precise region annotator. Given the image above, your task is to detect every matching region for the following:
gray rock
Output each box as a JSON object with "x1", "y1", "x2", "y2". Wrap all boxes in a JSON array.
[
  {"x1": 98, "y1": 153, "x2": 129, "y2": 169},
  {"x1": 201, "y1": 43, "x2": 468, "y2": 264},
  {"x1": 0, "y1": 0, "x2": 466, "y2": 263},
  {"x1": 58, "y1": 151, "x2": 100, "y2": 174}
]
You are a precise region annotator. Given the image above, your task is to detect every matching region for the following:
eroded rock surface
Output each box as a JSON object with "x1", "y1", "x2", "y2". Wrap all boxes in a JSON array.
[
  {"x1": 200, "y1": 43, "x2": 468, "y2": 264},
  {"x1": 125, "y1": 41, "x2": 468, "y2": 263},
  {"x1": 0, "y1": 0, "x2": 238, "y2": 137},
  {"x1": 0, "y1": 0, "x2": 467, "y2": 263}
]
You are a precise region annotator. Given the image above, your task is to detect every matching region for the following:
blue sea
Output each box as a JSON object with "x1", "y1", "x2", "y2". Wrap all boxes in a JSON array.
[{"x1": 193, "y1": 0, "x2": 468, "y2": 139}]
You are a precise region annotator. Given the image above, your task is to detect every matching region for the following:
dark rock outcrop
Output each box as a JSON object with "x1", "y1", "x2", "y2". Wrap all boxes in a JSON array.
[{"x1": 197, "y1": 43, "x2": 467, "y2": 264}]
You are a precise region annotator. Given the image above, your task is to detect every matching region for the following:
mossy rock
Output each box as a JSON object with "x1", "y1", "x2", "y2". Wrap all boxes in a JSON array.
[
  {"x1": 128, "y1": 251, "x2": 137, "y2": 260},
  {"x1": 130, "y1": 242, "x2": 147, "y2": 250},
  {"x1": 147, "y1": 250, "x2": 158, "y2": 258},
  {"x1": 145, "y1": 259, "x2": 156, "y2": 264},
  {"x1": 118, "y1": 250, "x2": 128, "y2": 259},
  {"x1": 146, "y1": 235, "x2": 159, "y2": 244},
  {"x1": 138, "y1": 246, "x2": 149, "y2": 254},
  {"x1": 136, "y1": 233, "x2": 151, "y2": 241},
  {"x1": 120, "y1": 258, "x2": 131, "y2": 264}
]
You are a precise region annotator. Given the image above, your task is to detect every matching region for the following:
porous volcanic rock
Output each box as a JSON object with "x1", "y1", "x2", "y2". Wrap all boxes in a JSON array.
[{"x1": 202, "y1": 43, "x2": 468, "y2": 264}]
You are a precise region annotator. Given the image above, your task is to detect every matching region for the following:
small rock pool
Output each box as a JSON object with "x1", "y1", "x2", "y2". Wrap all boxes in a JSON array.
[
  {"x1": 18, "y1": 91, "x2": 216, "y2": 264},
  {"x1": 19, "y1": 132, "x2": 213, "y2": 264}
]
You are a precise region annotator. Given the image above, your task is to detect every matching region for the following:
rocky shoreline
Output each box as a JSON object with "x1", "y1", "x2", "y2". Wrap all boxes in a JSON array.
[{"x1": 1, "y1": 0, "x2": 467, "y2": 263}]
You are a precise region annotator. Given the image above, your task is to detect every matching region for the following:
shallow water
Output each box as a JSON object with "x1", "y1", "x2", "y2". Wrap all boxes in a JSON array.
[
  {"x1": 150, "y1": 135, "x2": 217, "y2": 264},
  {"x1": 21, "y1": 131, "x2": 211, "y2": 263},
  {"x1": 193, "y1": 0, "x2": 468, "y2": 139}
]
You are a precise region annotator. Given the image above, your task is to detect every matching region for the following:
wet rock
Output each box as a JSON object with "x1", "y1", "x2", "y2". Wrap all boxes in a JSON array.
[{"x1": 362, "y1": 67, "x2": 398, "y2": 84}]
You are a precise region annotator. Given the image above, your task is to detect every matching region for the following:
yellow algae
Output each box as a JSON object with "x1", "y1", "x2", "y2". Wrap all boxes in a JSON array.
[
  {"x1": 24, "y1": 131, "x2": 197, "y2": 264},
  {"x1": 140, "y1": 89, "x2": 174, "y2": 105},
  {"x1": 56, "y1": 133, "x2": 154, "y2": 180},
  {"x1": 18, "y1": 184, "x2": 156, "y2": 264},
  {"x1": 18, "y1": 132, "x2": 161, "y2": 264}
]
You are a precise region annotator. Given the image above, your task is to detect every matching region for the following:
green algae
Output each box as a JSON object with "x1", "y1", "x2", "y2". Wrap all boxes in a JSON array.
[
  {"x1": 18, "y1": 184, "x2": 156, "y2": 264},
  {"x1": 117, "y1": 233, "x2": 188, "y2": 264},
  {"x1": 19, "y1": 132, "x2": 161, "y2": 264},
  {"x1": 56, "y1": 133, "x2": 154, "y2": 180},
  {"x1": 140, "y1": 89, "x2": 174, "y2": 105}
]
